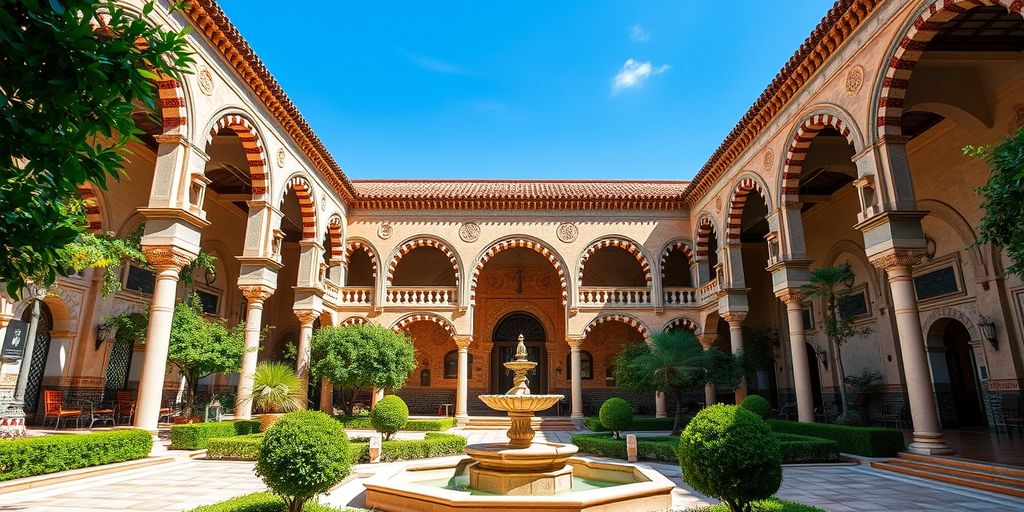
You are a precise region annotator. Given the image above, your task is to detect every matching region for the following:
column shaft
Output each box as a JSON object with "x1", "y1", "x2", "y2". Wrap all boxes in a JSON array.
[
  {"x1": 655, "y1": 392, "x2": 666, "y2": 418},
  {"x1": 319, "y1": 378, "x2": 333, "y2": 413},
  {"x1": 725, "y1": 314, "x2": 747, "y2": 402},
  {"x1": 570, "y1": 344, "x2": 583, "y2": 419},
  {"x1": 234, "y1": 296, "x2": 266, "y2": 419},
  {"x1": 784, "y1": 299, "x2": 815, "y2": 422},
  {"x1": 134, "y1": 265, "x2": 182, "y2": 430},
  {"x1": 295, "y1": 315, "x2": 315, "y2": 407},
  {"x1": 457, "y1": 347, "x2": 469, "y2": 418}
]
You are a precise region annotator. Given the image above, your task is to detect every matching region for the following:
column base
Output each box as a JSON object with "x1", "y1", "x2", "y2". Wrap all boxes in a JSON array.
[
  {"x1": 908, "y1": 432, "x2": 954, "y2": 455},
  {"x1": 655, "y1": 413, "x2": 667, "y2": 419}
]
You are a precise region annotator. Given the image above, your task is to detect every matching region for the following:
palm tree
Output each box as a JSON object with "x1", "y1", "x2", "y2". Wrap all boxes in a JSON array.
[
  {"x1": 801, "y1": 264, "x2": 870, "y2": 422},
  {"x1": 249, "y1": 362, "x2": 305, "y2": 430}
]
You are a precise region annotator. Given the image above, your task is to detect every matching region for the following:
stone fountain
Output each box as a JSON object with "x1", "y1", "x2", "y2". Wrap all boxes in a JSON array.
[{"x1": 363, "y1": 335, "x2": 674, "y2": 512}]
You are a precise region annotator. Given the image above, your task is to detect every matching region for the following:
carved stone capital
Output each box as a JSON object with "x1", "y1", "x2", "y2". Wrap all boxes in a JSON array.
[
  {"x1": 239, "y1": 285, "x2": 275, "y2": 303},
  {"x1": 294, "y1": 309, "x2": 319, "y2": 326},
  {"x1": 697, "y1": 334, "x2": 718, "y2": 349},
  {"x1": 142, "y1": 246, "x2": 196, "y2": 271},
  {"x1": 454, "y1": 335, "x2": 472, "y2": 350},
  {"x1": 566, "y1": 336, "x2": 584, "y2": 350},
  {"x1": 721, "y1": 311, "x2": 747, "y2": 325},
  {"x1": 870, "y1": 250, "x2": 924, "y2": 271},
  {"x1": 775, "y1": 288, "x2": 805, "y2": 305}
]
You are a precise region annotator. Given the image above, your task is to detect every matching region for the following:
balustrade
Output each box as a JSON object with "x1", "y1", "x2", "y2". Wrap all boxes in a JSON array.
[
  {"x1": 662, "y1": 287, "x2": 697, "y2": 305},
  {"x1": 578, "y1": 287, "x2": 652, "y2": 306},
  {"x1": 697, "y1": 278, "x2": 721, "y2": 304},
  {"x1": 339, "y1": 286, "x2": 374, "y2": 305},
  {"x1": 385, "y1": 286, "x2": 458, "y2": 306}
]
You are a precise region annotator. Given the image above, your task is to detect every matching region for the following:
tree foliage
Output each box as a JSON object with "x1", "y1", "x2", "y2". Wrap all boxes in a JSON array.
[
  {"x1": 0, "y1": 0, "x2": 193, "y2": 297},
  {"x1": 965, "y1": 127, "x2": 1024, "y2": 277},
  {"x1": 250, "y1": 362, "x2": 305, "y2": 414},
  {"x1": 309, "y1": 323, "x2": 416, "y2": 416}
]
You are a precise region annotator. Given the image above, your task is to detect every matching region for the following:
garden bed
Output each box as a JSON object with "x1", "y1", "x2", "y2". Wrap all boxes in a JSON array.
[
  {"x1": 206, "y1": 432, "x2": 467, "y2": 464},
  {"x1": 188, "y1": 492, "x2": 367, "y2": 511},
  {"x1": 573, "y1": 432, "x2": 840, "y2": 464},
  {"x1": 680, "y1": 498, "x2": 826, "y2": 511},
  {"x1": 775, "y1": 433, "x2": 839, "y2": 463},
  {"x1": 334, "y1": 415, "x2": 456, "y2": 431},
  {"x1": 768, "y1": 420, "x2": 903, "y2": 457},
  {"x1": 169, "y1": 420, "x2": 261, "y2": 450},
  {"x1": 0, "y1": 429, "x2": 153, "y2": 481},
  {"x1": 583, "y1": 415, "x2": 689, "y2": 432}
]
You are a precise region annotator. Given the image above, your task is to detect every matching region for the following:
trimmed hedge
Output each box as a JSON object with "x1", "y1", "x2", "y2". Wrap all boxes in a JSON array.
[
  {"x1": 768, "y1": 420, "x2": 904, "y2": 457},
  {"x1": 335, "y1": 415, "x2": 456, "y2": 432},
  {"x1": 682, "y1": 498, "x2": 826, "y2": 512},
  {"x1": 0, "y1": 429, "x2": 152, "y2": 481},
  {"x1": 170, "y1": 420, "x2": 261, "y2": 450},
  {"x1": 571, "y1": 433, "x2": 678, "y2": 463},
  {"x1": 776, "y1": 433, "x2": 839, "y2": 464},
  {"x1": 188, "y1": 492, "x2": 367, "y2": 512},
  {"x1": 584, "y1": 416, "x2": 687, "y2": 432},
  {"x1": 206, "y1": 432, "x2": 466, "y2": 464}
]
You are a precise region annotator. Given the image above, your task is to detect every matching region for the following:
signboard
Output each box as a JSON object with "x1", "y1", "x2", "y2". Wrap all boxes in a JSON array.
[
  {"x1": 626, "y1": 434, "x2": 637, "y2": 463},
  {"x1": 1, "y1": 320, "x2": 29, "y2": 361},
  {"x1": 369, "y1": 433, "x2": 382, "y2": 463}
]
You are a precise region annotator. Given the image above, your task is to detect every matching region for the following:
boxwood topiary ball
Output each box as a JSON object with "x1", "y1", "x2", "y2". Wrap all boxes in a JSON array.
[
  {"x1": 678, "y1": 404, "x2": 782, "y2": 512},
  {"x1": 598, "y1": 397, "x2": 634, "y2": 438},
  {"x1": 739, "y1": 394, "x2": 772, "y2": 420},
  {"x1": 371, "y1": 395, "x2": 409, "y2": 440},
  {"x1": 256, "y1": 410, "x2": 350, "y2": 509}
]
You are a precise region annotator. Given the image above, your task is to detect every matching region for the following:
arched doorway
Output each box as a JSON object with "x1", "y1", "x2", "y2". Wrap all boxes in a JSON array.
[
  {"x1": 491, "y1": 312, "x2": 547, "y2": 394},
  {"x1": 928, "y1": 318, "x2": 986, "y2": 428},
  {"x1": 804, "y1": 342, "x2": 824, "y2": 412},
  {"x1": 21, "y1": 301, "x2": 54, "y2": 424}
]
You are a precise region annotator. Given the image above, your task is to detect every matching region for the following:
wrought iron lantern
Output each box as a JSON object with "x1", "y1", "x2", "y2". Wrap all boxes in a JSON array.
[
  {"x1": 94, "y1": 322, "x2": 112, "y2": 350},
  {"x1": 978, "y1": 316, "x2": 997, "y2": 349},
  {"x1": 204, "y1": 399, "x2": 223, "y2": 422}
]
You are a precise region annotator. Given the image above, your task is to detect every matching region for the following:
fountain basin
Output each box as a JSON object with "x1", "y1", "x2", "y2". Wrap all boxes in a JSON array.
[
  {"x1": 464, "y1": 441, "x2": 577, "y2": 472},
  {"x1": 477, "y1": 394, "x2": 562, "y2": 412},
  {"x1": 363, "y1": 456, "x2": 675, "y2": 512}
]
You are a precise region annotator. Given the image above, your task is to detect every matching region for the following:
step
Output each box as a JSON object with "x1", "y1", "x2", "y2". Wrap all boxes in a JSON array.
[
  {"x1": 871, "y1": 461, "x2": 1024, "y2": 498},
  {"x1": 885, "y1": 460, "x2": 1024, "y2": 487},
  {"x1": 897, "y1": 452, "x2": 1024, "y2": 478}
]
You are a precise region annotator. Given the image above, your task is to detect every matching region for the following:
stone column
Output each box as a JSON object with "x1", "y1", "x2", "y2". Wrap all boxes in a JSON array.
[
  {"x1": 235, "y1": 285, "x2": 274, "y2": 420},
  {"x1": 698, "y1": 334, "x2": 717, "y2": 406},
  {"x1": 655, "y1": 392, "x2": 667, "y2": 418},
  {"x1": 874, "y1": 252, "x2": 951, "y2": 454},
  {"x1": 722, "y1": 311, "x2": 747, "y2": 402},
  {"x1": 134, "y1": 247, "x2": 194, "y2": 431},
  {"x1": 294, "y1": 310, "x2": 318, "y2": 408},
  {"x1": 777, "y1": 289, "x2": 814, "y2": 422},
  {"x1": 454, "y1": 335, "x2": 472, "y2": 420},
  {"x1": 567, "y1": 336, "x2": 584, "y2": 419}
]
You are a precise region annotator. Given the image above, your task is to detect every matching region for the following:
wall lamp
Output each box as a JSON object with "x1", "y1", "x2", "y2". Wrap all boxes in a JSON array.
[
  {"x1": 94, "y1": 322, "x2": 112, "y2": 350},
  {"x1": 814, "y1": 347, "x2": 829, "y2": 370},
  {"x1": 978, "y1": 316, "x2": 997, "y2": 349}
]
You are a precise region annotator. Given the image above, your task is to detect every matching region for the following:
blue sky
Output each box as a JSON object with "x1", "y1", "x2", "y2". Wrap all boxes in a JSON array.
[{"x1": 216, "y1": 1, "x2": 835, "y2": 181}]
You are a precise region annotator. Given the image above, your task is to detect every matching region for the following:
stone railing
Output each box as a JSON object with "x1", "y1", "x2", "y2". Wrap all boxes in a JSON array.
[
  {"x1": 323, "y1": 279, "x2": 341, "y2": 304},
  {"x1": 697, "y1": 278, "x2": 721, "y2": 304},
  {"x1": 663, "y1": 287, "x2": 697, "y2": 306},
  {"x1": 578, "y1": 287, "x2": 652, "y2": 306},
  {"x1": 385, "y1": 286, "x2": 458, "y2": 306},
  {"x1": 339, "y1": 286, "x2": 374, "y2": 306}
]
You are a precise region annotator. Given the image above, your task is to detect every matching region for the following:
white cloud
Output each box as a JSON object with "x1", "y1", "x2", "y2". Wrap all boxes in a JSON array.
[
  {"x1": 611, "y1": 59, "x2": 670, "y2": 94},
  {"x1": 629, "y1": 24, "x2": 650, "y2": 43}
]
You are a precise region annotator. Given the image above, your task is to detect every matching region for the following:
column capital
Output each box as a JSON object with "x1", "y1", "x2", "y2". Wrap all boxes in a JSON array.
[
  {"x1": 774, "y1": 288, "x2": 805, "y2": 305},
  {"x1": 566, "y1": 336, "x2": 584, "y2": 349},
  {"x1": 721, "y1": 311, "x2": 747, "y2": 325},
  {"x1": 294, "y1": 309, "x2": 319, "y2": 326},
  {"x1": 454, "y1": 335, "x2": 472, "y2": 349},
  {"x1": 239, "y1": 285, "x2": 275, "y2": 302},
  {"x1": 142, "y1": 245, "x2": 196, "y2": 271},
  {"x1": 869, "y1": 249, "x2": 924, "y2": 272},
  {"x1": 697, "y1": 334, "x2": 717, "y2": 349}
]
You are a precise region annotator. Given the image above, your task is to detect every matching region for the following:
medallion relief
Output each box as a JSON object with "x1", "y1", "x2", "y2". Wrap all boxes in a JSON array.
[
  {"x1": 459, "y1": 222, "x2": 481, "y2": 243},
  {"x1": 377, "y1": 224, "x2": 393, "y2": 240},
  {"x1": 845, "y1": 65, "x2": 864, "y2": 96},
  {"x1": 276, "y1": 147, "x2": 286, "y2": 168},
  {"x1": 197, "y1": 66, "x2": 214, "y2": 96},
  {"x1": 556, "y1": 223, "x2": 578, "y2": 243}
]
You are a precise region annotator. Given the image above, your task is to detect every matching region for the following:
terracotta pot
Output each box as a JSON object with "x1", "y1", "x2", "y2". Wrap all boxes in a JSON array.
[{"x1": 259, "y1": 413, "x2": 283, "y2": 431}]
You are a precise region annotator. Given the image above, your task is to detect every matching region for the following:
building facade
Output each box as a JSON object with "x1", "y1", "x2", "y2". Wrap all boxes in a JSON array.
[{"x1": 2, "y1": 0, "x2": 1023, "y2": 455}]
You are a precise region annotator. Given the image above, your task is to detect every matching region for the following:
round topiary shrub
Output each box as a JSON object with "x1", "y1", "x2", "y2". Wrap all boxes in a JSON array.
[
  {"x1": 256, "y1": 410, "x2": 350, "y2": 512},
  {"x1": 598, "y1": 397, "x2": 634, "y2": 439},
  {"x1": 739, "y1": 394, "x2": 772, "y2": 420},
  {"x1": 371, "y1": 395, "x2": 409, "y2": 440},
  {"x1": 678, "y1": 404, "x2": 782, "y2": 512}
]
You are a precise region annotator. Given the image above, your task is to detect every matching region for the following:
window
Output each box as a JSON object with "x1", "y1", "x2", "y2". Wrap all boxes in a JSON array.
[
  {"x1": 443, "y1": 351, "x2": 473, "y2": 379},
  {"x1": 420, "y1": 369, "x2": 431, "y2": 387},
  {"x1": 838, "y1": 290, "x2": 869, "y2": 319},
  {"x1": 195, "y1": 289, "x2": 221, "y2": 316},
  {"x1": 124, "y1": 265, "x2": 155, "y2": 294},
  {"x1": 914, "y1": 266, "x2": 960, "y2": 301},
  {"x1": 564, "y1": 351, "x2": 593, "y2": 380},
  {"x1": 801, "y1": 304, "x2": 814, "y2": 330},
  {"x1": 605, "y1": 365, "x2": 616, "y2": 387}
]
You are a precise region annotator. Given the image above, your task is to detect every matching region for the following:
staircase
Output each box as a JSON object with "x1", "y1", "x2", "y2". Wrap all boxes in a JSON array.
[
  {"x1": 871, "y1": 452, "x2": 1024, "y2": 498},
  {"x1": 460, "y1": 416, "x2": 579, "y2": 431}
]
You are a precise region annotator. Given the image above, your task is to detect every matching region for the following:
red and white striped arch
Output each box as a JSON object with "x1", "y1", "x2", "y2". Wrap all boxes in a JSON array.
[
  {"x1": 663, "y1": 317, "x2": 698, "y2": 333},
  {"x1": 578, "y1": 238, "x2": 653, "y2": 286},
  {"x1": 392, "y1": 313, "x2": 456, "y2": 335},
  {"x1": 470, "y1": 238, "x2": 569, "y2": 305},
  {"x1": 660, "y1": 239, "x2": 695, "y2": 276},
  {"x1": 155, "y1": 77, "x2": 187, "y2": 134},
  {"x1": 282, "y1": 174, "x2": 318, "y2": 240},
  {"x1": 780, "y1": 113, "x2": 857, "y2": 205},
  {"x1": 725, "y1": 176, "x2": 769, "y2": 244},
  {"x1": 77, "y1": 185, "x2": 104, "y2": 233},
  {"x1": 384, "y1": 238, "x2": 460, "y2": 288},
  {"x1": 345, "y1": 240, "x2": 379, "y2": 279},
  {"x1": 207, "y1": 114, "x2": 268, "y2": 197},
  {"x1": 694, "y1": 215, "x2": 717, "y2": 261},
  {"x1": 325, "y1": 214, "x2": 344, "y2": 262},
  {"x1": 340, "y1": 316, "x2": 369, "y2": 327},
  {"x1": 876, "y1": 0, "x2": 1022, "y2": 137},
  {"x1": 582, "y1": 313, "x2": 650, "y2": 339}
]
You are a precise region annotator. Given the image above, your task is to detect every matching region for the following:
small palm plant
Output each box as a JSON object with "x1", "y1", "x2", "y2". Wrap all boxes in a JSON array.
[{"x1": 250, "y1": 362, "x2": 305, "y2": 430}]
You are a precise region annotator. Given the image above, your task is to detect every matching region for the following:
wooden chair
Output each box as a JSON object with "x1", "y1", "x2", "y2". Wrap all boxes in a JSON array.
[
  {"x1": 881, "y1": 403, "x2": 909, "y2": 429},
  {"x1": 43, "y1": 390, "x2": 82, "y2": 430},
  {"x1": 115, "y1": 390, "x2": 136, "y2": 424}
]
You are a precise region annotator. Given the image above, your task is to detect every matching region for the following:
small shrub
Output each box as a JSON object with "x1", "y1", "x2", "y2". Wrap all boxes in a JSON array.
[
  {"x1": 678, "y1": 404, "x2": 782, "y2": 512},
  {"x1": 169, "y1": 420, "x2": 261, "y2": 450},
  {"x1": 775, "y1": 433, "x2": 839, "y2": 464},
  {"x1": 0, "y1": 429, "x2": 152, "y2": 481},
  {"x1": 571, "y1": 433, "x2": 678, "y2": 462},
  {"x1": 379, "y1": 433, "x2": 466, "y2": 462},
  {"x1": 187, "y1": 491, "x2": 367, "y2": 511},
  {"x1": 739, "y1": 395, "x2": 772, "y2": 420},
  {"x1": 767, "y1": 419, "x2": 903, "y2": 457},
  {"x1": 257, "y1": 411, "x2": 351, "y2": 512},
  {"x1": 337, "y1": 415, "x2": 455, "y2": 431},
  {"x1": 598, "y1": 398, "x2": 633, "y2": 439},
  {"x1": 206, "y1": 434, "x2": 264, "y2": 461},
  {"x1": 370, "y1": 395, "x2": 409, "y2": 440},
  {"x1": 201, "y1": 432, "x2": 466, "y2": 464},
  {"x1": 681, "y1": 498, "x2": 826, "y2": 512},
  {"x1": 584, "y1": 415, "x2": 684, "y2": 432}
]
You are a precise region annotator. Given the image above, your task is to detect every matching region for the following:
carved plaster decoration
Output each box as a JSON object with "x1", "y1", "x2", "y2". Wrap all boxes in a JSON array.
[
  {"x1": 276, "y1": 147, "x2": 286, "y2": 168},
  {"x1": 556, "y1": 223, "x2": 578, "y2": 243},
  {"x1": 870, "y1": 250, "x2": 924, "y2": 271},
  {"x1": 377, "y1": 224, "x2": 393, "y2": 240},
  {"x1": 197, "y1": 66, "x2": 214, "y2": 96},
  {"x1": 775, "y1": 288, "x2": 805, "y2": 305},
  {"x1": 294, "y1": 310, "x2": 318, "y2": 326},
  {"x1": 845, "y1": 65, "x2": 864, "y2": 96},
  {"x1": 454, "y1": 335, "x2": 473, "y2": 349},
  {"x1": 721, "y1": 311, "x2": 748, "y2": 325},
  {"x1": 763, "y1": 149, "x2": 774, "y2": 170},
  {"x1": 142, "y1": 246, "x2": 195, "y2": 270},
  {"x1": 714, "y1": 195, "x2": 723, "y2": 214},
  {"x1": 239, "y1": 285, "x2": 274, "y2": 303},
  {"x1": 459, "y1": 222, "x2": 481, "y2": 243}
]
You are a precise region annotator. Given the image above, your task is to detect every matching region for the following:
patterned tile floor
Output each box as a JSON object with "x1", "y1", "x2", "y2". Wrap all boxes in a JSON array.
[{"x1": 2, "y1": 428, "x2": 1022, "y2": 512}]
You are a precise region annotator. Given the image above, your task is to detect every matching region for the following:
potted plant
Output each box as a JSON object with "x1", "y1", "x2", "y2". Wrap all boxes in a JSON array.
[{"x1": 250, "y1": 362, "x2": 305, "y2": 431}]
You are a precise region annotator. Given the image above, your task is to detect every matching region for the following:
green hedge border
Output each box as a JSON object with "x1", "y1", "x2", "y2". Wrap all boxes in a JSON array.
[
  {"x1": 206, "y1": 432, "x2": 466, "y2": 464},
  {"x1": 187, "y1": 491, "x2": 367, "y2": 512},
  {"x1": 0, "y1": 429, "x2": 152, "y2": 481},
  {"x1": 334, "y1": 415, "x2": 456, "y2": 432},
  {"x1": 775, "y1": 433, "x2": 839, "y2": 463},
  {"x1": 583, "y1": 416, "x2": 688, "y2": 432},
  {"x1": 682, "y1": 498, "x2": 827, "y2": 512},
  {"x1": 573, "y1": 432, "x2": 839, "y2": 464},
  {"x1": 768, "y1": 420, "x2": 903, "y2": 457},
  {"x1": 169, "y1": 420, "x2": 261, "y2": 450}
]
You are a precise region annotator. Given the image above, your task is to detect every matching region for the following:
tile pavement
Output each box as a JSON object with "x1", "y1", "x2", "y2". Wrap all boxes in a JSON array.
[{"x1": 2, "y1": 428, "x2": 1022, "y2": 511}]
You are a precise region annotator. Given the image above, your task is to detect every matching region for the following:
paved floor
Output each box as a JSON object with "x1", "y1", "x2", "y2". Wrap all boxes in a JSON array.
[{"x1": 2, "y1": 428, "x2": 1022, "y2": 512}]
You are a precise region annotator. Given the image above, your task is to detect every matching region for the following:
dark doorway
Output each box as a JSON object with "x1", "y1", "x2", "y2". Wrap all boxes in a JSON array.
[
  {"x1": 805, "y1": 342, "x2": 824, "y2": 411},
  {"x1": 943, "y1": 320, "x2": 986, "y2": 427},
  {"x1": 22, "y1": 301, "x2": 54, "y2": 424},
  {"x1": 490, "y1": 312, "x2": 547, "y2": 394}
]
